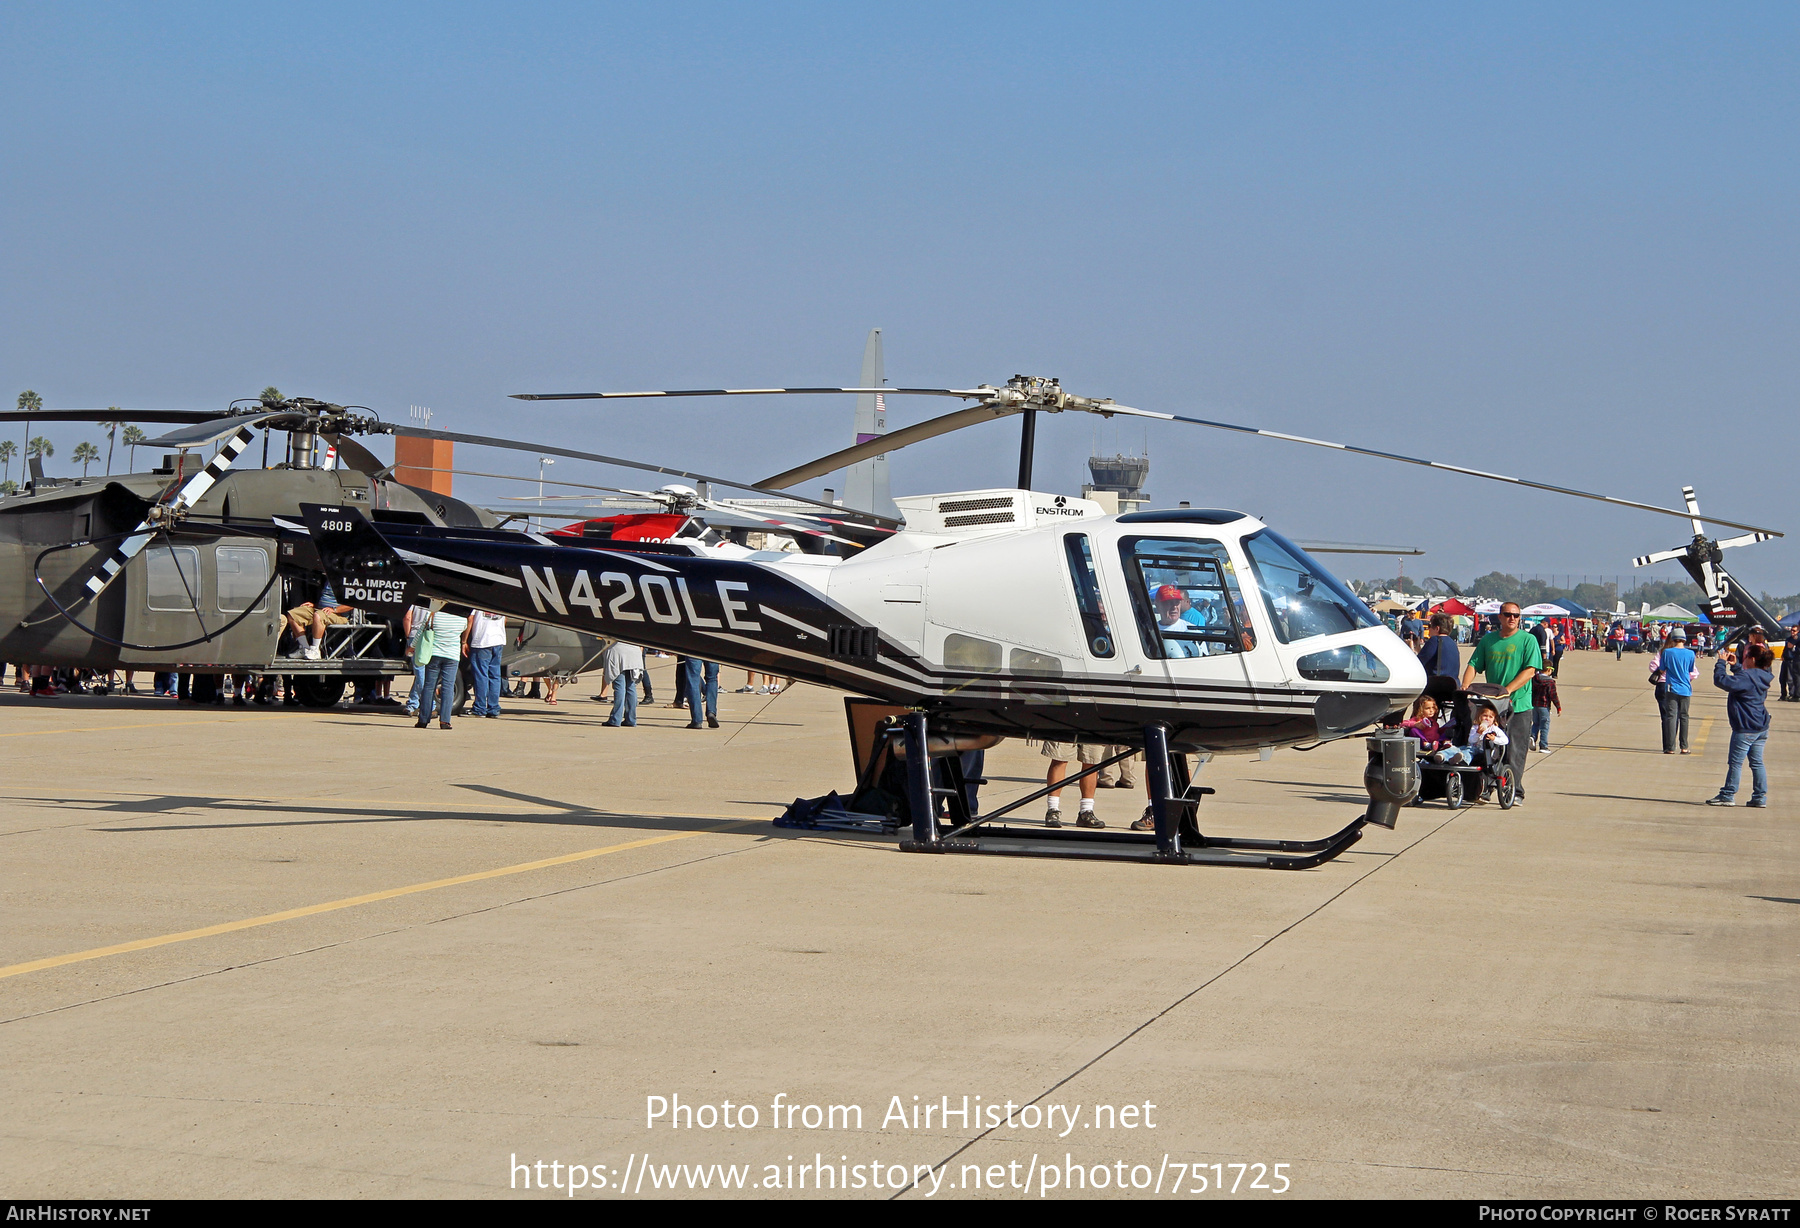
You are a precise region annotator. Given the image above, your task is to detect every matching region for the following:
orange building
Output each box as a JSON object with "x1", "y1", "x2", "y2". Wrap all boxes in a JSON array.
[{"x1": 393, "y1": 435, "x2": 453, "y2": 495}]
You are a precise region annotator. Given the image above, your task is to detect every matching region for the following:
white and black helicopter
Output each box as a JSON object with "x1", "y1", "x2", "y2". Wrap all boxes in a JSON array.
[{"x1": 140, "y1": 375, "x2": 1782, "y2": 869}]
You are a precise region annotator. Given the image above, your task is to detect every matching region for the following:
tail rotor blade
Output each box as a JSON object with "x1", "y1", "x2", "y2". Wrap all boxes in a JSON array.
[
  {"x1": 83, "y1": 425, "x2": 257, "y2": 598},
  {"x1": 1682, "y1": 485, "x2": 1706, "y2": 539}
]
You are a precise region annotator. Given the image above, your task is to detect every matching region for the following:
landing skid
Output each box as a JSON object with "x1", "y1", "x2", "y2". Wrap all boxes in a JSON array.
[
  {"x1": 902, "y1": 817, "x2": 1368, "y2": 869},
  {"x1": 892, "y1": 715, "x2": 1377, "y2": 870}
]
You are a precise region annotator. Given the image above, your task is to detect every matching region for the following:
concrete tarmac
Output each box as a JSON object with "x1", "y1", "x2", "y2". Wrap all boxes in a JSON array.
[{"x1": 1, "y1": 651, "x2": 1793, "y2": 1199}]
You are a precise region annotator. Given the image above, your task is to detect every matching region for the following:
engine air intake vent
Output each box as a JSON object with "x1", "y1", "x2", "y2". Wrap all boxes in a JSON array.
[
  {"x1": 828, "y1": 625, "x2": 880, "y2": 662},
  {"x1": 937, "y1": 496, "x2": 1015, "y2": 513},
  {"x1": 943, "y1": 511, "x2": 1016, "y2": 528}
]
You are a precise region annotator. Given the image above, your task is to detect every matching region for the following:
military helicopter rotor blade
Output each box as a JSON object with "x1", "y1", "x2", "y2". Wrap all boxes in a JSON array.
[
  {"x1": 0, "y1": 409, "x2": 221, "y2": 425},
  {"x1": 510, "y1": 386, "x2": 993, "y2": 401},
  {"x1": 1716, "y1": 531, "x2": 1776, "y2": 551},
  {"x1": 1632, "y1": 547, "x2": 1688, "y2": 568},
  {"x1": 81, "y1": 425, "x2": 259, "y2": 600},
  {"x1": 318, "y1": 433, "x2": 391, "y2": 479},
  {"x1": 377, "y1": 423, "x2": 902, "y2": 530},
  {"x1": 145, "y1": 410, "x2": 306, "y2": 450}
]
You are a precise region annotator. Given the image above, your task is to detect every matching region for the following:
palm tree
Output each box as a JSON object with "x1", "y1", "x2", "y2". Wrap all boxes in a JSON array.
[
  {"x1": 0, "y1": 440, "x2": 14, "y2": 484},
  {"x1": 72, "y1": 441, "x2": 100, "y2": 477},
  {"x1": 260, "y1": 386, "x2": 284, "y2": 405},
  {"x1": 122, "y1": 425, "x2": 148, "y2": 471},
  {"x1": 17, "y1": 391, "x2": 40, "y2": 474},
  {"x1": 100, "y1": 412, "x2": 126, "y2": 474},
  {"x1": 27, "y1": 436, "x2": 53, "y2": 467}
]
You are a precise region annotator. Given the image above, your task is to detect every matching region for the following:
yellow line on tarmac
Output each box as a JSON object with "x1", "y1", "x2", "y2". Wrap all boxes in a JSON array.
[
  {"x1": 0, "y1": 822, "x2": 756, "y2": 981},
  {"x1": 1692, "y1": 714, "x2": 1715, "y2": 756}
]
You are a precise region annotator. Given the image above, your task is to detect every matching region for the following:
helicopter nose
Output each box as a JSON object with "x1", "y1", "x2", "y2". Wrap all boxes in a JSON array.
[{"x1": 1315, "y1": 691, "x2": 1395, "y2": 739}]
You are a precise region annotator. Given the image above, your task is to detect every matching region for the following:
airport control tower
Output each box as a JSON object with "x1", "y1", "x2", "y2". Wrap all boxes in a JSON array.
[{"x1": 1082, "y1": 451, "x2": 1150, "y2": 513}]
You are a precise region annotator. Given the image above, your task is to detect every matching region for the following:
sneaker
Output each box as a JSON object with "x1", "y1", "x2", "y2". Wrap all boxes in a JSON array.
[
  {"x1": 707, "y1": 714, "x2": 719, "y2": 728},
  {"x1": 1747, "y1": 798, "x2": 1767, "y2": 808},
  {"x1": 1130, "y1": 807, "x2": 1156, "y2": 832},
  {"x1": 1044, "y1": 807, "x2": 1064, "y2": 828},
  {"x1": 1705, "y1": 795, "x2": 1735, "y2": 806},
  {"x1": 1075, "y1": 811, "x2": 1105, "y2": 829},
  {"x1": 302, "y1": 641, "x2": 322, "y2": 661}
]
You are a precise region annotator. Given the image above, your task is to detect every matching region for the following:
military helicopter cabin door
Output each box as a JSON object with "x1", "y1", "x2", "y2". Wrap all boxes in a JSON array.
[
  {"x1": 1110, "y1": 534, "x2": 1292, "y2": 729},
  {"x1": 120, "y1": 537, "x2": 282, "y2": 668}
]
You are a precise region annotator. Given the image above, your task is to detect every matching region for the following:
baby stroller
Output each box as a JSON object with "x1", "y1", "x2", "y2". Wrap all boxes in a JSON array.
[{"x1": 1413, "y1": 681, "x2": 1518, "y2": 810}]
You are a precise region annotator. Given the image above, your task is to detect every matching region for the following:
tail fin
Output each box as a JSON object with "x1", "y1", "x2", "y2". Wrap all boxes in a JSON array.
[{"x1": 299, "y1": 503, "x2": 421, "y2": 613}]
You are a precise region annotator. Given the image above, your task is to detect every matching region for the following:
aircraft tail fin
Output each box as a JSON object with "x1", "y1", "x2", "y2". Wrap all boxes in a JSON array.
[{"x1": 299, "y1": 503, "x2": 422, "y2": 614}]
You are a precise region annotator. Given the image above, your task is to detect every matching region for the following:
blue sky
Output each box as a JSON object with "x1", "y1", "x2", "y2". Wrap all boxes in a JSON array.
[{"x1": 4, "y1": 3, "x2": 1796, "y2": 590}]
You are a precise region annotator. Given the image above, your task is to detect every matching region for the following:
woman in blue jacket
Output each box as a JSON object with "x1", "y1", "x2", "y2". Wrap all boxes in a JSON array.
[{"x1": 1706, "y1": 643, "x2": 1774, "y2": 807}]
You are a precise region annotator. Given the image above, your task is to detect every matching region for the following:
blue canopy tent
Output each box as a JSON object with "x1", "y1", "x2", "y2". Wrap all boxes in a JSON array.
[
  {"x1": 1781, "y1": 610, "x2": 1800, "y2": 629},
  {"x1": 1550, "y1": 597, "x2": 1589, "y2": 617}
]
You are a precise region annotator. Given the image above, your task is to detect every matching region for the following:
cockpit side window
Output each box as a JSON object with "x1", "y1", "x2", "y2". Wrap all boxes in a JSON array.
[
  {"x1": 1062, "y1": 533, "x2": 1115, "y2": 658},
  {"x1": 1241, "y1": 529, "x2": 1380, "y2": 644},
  {"x1": 1119, "y1": 537, "x2": 1256, "y2": 659}
]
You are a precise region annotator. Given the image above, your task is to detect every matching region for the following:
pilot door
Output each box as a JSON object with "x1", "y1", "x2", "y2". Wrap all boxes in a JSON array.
[{"x1": 1113, "y1": 535, "x2": 1290, "y2": 717}]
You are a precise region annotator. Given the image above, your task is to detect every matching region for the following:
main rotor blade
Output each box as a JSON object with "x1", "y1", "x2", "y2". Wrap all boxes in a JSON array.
[
  {"x1": 395, "y1": 465, "x2": 649, "y2": 495},
  {"x1": 147, "y1": 411, "x2": 300, "y2": 450},
  {"x1": 0, "y1": 409, "x2": 219, "y2": 425},
  {"x1": 1293, "y1": 540, "x2": 1425, "y2": 556},
  {"x1": 381, "y1": 424, "x2": 901, "y2": 529},
  {"x1": 1633, "y1": 547, "x2": 1687, "y2": 567},
  {"x1": 320, "y1": 433, "x2": 390, "y2": 478},
  {"x1": 1716, "y1": 531, "x2": 1776, "y2": 550},
  {"x1": 759, "y1": 403, "x2": 1024, "y2": 488},
  {"x1": 510, "y1": 386, "x2": 988, "y2": 401},
  {"x1": 1112, "y1": 406, "x2": 1784, "y2": 538}
]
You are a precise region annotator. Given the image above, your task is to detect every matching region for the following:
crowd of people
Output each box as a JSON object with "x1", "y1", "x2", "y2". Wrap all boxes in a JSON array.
[
  {"x1": 1399, "y1": 600, "x2": 1784, "y2": 807},
  {"x1": 595, "y1": 636, "x2": 786, "y2": 731}
]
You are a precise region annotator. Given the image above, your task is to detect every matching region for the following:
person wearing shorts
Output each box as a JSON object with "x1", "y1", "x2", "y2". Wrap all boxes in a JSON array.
[
  {"x1": 285, "y1": 580, "x2": 352, "y2": 660},
  {"x1": 1041, "y1": 739, "x2": 1105, "y2": 828}
]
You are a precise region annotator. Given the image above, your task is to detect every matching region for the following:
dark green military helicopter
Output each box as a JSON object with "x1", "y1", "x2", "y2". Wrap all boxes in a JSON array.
[{"x1": 0, "y1": 394, "x2": 618, "y2": 705}]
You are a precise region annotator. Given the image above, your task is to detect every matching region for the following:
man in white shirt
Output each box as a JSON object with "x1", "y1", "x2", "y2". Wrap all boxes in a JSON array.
[
  {"x1": 603, "y1": 640, "x2": 645, "y2": 727},
  {"x1": 467, "y1": 610, "x2": 508, "y2": 718}
]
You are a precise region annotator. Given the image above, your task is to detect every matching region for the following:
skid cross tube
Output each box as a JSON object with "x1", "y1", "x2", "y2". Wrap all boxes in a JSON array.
[
  {"x1": 897, "y1": 715, "x2": 1371, "y2": 868},
  {"x1": 936, "y1": 746, "x2": 1138, "y2": 842}
]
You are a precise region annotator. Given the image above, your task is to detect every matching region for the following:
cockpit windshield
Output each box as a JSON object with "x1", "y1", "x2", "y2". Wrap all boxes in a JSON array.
[{"x1": 1241, "y1": 529, "x2": 1380, "y2": 644}]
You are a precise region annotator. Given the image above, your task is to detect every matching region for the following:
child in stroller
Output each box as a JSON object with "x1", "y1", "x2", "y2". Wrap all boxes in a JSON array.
[{"x1": 1414, "y1": 682, "x2": 1520, "y2": 809}]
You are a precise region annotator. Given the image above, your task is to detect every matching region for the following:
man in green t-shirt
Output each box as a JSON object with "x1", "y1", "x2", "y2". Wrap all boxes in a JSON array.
[{"x1": 1462, "y1": 601, "x2": 1543, "y2": 805}]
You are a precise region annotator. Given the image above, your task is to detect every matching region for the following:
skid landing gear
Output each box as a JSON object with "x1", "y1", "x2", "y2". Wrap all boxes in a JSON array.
[{"x1": 895, "y1": 716, "x2": 1415, "y2": 870}]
